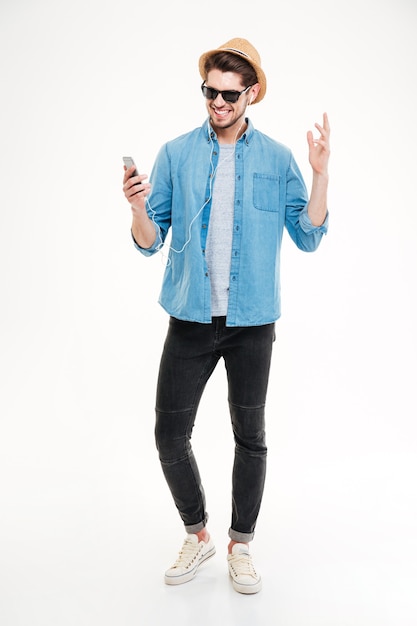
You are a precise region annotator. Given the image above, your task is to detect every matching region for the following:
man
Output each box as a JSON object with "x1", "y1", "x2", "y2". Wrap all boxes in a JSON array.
[{"x1": 123, "y1": 37, "x2": 330, "y2": 594}]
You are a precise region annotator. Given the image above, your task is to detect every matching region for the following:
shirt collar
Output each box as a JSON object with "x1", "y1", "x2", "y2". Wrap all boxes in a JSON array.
[{"x1": 204, "y1": 117, "x2": 254, "y2": 144}]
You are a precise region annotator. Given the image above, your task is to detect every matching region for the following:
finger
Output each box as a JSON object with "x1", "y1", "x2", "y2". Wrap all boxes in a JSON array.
[
  {"x1": 322, "y1": 112, "x2": 330, "y2": 132},
  {"x1": 314, "y1": 122, "x2": 330, "y2": 139},
  {"x1": 123, "y1": 165, "x2": 137, "y2": 185},
  {"x1": 124, "y1": 175, "x2": 143, "y2": 192},
  {"x1": 125, "y1": 185, "x2": 144, "y2": 201},
  {"x1": 123, "y1": 169, "x2": 133, "y2": 184},
  {"x1": 126, "y1": 181, "x2": 151, "y2": 199},
  {"x1": 312, "y1": 139, "x2": 329, "y2": 150},
  {"x1": 126, "y1": 188, "x2": 143, "y2": 203}
]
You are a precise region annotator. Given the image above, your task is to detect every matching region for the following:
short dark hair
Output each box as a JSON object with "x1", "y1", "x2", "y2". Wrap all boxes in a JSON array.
[{"x1": 203, "y1": 51, "x2": 258, "y2": 87}]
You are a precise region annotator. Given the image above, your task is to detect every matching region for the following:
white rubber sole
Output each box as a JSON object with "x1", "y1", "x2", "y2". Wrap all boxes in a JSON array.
[
  {"x1": 164, "y1": 546, "x2": 216, "y2": 585},
  {"x1": 230, "y1": 575, "x2": 262, "y2": 594}
]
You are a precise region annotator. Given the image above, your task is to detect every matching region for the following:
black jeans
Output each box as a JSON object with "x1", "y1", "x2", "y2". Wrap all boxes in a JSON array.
[{"x1": 155, "y1": 316, "x2": 275, "y2": 543}]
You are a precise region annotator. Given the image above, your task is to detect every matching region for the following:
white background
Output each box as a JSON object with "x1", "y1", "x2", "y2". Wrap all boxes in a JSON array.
[{"x1": 1, "y1": 0, "x2": 416, "y2": 624}]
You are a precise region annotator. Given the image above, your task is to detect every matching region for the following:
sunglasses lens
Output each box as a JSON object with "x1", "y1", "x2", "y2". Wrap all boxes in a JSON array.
[
  {"x1": 223, "y1": 92, "x2": 239, "y2": 103},
  {"x1": 202, "y1": 86, "x2": 217, "y2": 99},
  {"x1": 201, "y1": 84, "x2": 243, "y2": 103}
]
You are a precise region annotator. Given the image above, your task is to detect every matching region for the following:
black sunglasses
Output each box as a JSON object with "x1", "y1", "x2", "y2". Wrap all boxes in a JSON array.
[{"x1": 201, "y1": 82, "x2": 253, "y2": 104}]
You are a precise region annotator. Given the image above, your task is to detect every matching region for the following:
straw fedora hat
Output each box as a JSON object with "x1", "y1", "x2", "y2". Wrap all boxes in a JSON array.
[{"x1": 198, "y1": 38, "x2": 267, "y2": 104}]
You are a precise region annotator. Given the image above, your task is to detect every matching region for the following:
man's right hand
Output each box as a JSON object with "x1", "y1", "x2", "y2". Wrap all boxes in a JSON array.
[
  {"x1": 122, "y1": 165, "x2": 151, "y2": 214},
  {"x1": 123, "y1": 166, "x2": 156, "y2": 249}
]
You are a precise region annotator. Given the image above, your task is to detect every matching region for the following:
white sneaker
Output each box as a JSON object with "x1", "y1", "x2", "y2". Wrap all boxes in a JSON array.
[
  {"x1": 227, "y1": 543, "x2": 262, "y2": 594},
  {"x1": 164, "y1": 534, "x2": 216, "y2": 585}
]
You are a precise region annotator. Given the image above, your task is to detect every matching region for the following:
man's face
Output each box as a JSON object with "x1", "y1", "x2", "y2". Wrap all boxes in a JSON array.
[{"x1": 203, "y1": 69, "x2": 252, "y2": 137}]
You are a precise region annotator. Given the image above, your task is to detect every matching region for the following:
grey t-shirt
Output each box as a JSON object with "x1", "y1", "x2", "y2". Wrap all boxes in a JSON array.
[{"x1": 206, "y1": 144, "x2": 235, "y2": 316}]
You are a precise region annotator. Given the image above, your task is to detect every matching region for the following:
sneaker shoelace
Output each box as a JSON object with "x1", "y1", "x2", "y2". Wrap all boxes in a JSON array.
[
  {"x1": 229, "y1": 553, "x2": 258, "y2": 579},
  {"x1": 171, "y1": 538, "x2": 203, "y2": 569}
]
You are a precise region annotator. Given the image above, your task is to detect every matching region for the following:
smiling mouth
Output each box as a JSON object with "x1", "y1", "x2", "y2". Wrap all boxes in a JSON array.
[{"x1": 213, "y1": 107, "x2": 231, "y2": 116}]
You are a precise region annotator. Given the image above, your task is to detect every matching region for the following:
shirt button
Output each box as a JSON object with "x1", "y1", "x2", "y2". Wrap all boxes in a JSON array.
[{"x1": 202, "y1": 224, "x2": 207, "y2": 229}]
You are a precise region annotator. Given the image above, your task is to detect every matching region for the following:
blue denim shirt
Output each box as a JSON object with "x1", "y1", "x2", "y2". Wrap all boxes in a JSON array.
[{"x1": 134, "y1": 119, "x2": 328, "y2": 327}]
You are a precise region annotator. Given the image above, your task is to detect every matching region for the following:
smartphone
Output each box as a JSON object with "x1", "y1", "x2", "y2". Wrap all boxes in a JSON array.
[{"x1": 123, "y1": 156, "x2": 139, "y2": 177}]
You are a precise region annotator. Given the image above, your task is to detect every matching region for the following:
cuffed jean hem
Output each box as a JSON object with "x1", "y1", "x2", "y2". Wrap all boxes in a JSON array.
[
  {"x1": 229, "y1": 528, "x2": 255, "y2": 543},
  {"x1": 185, "y1": 520, "x2": 207, "y2": 535}
]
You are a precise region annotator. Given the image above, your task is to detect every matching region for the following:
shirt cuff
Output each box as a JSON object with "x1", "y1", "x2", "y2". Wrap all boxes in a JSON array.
[
  {"x1": 131, "y1": 226, "x2": 159, "y2": 256},
  {"x1": 299, "y1": 207, "x2": 329, "y2": 234}
]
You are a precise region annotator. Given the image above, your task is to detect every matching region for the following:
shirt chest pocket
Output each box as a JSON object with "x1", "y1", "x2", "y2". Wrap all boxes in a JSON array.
[{"x1": 253, "y1": 173, "x2": 280, "y2": 212}]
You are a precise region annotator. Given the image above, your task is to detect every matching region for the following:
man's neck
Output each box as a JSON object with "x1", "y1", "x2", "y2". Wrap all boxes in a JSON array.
[{"x1": 214, "y1": 119, "x2": 248, "y2": 145}]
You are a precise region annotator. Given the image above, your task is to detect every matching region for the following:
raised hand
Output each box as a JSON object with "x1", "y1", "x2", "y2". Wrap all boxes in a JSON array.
[{"x1": 307, "y1": 112, "x2": 330, "y2": 176}]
